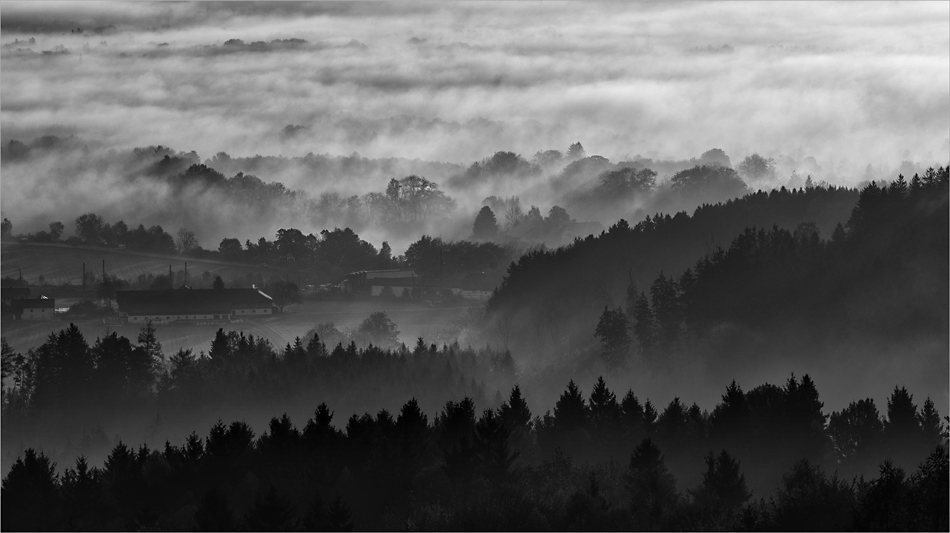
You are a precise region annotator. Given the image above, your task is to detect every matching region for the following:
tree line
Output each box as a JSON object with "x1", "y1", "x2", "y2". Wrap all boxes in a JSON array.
[
  {"x1": 592, "y1": 167, "x2": 949, "y2": 366},
  {"x1": 3, "y1": 137, "x2": 845, "y2": 260},
  {"x1": 0, "y1": 319, "x2": 517, "y2": 475},
  {"x1": 485, "y1": 171, "x2": 948, "y2": 359},
  {"x1": 4, "y1": 209, "x2": 516, "y2": 291},
  {"x1": 1, "y1": 138, "x2": 468, "y2": 262},
  {"x1": 2, "y1": 374, "x2": 946, "y2": 531},
  {"x1": 1, "y1": 212, "x2": 178, "y2": 255}
]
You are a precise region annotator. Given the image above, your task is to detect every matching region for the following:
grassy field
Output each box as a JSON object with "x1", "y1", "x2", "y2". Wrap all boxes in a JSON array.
[
  {"x1": 0, "y1": 299, "x2": 480, "y2": 356},
  {"x1": 1, "y1": 242, "x2": 301, "y2": 286}
]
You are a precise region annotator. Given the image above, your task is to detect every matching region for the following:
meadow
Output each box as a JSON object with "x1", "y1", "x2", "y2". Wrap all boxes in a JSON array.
[
  {"x1": 1, "y1": 242, "x2": 292, "y2": 286},
  {"x1": 1, "y1": 298, "x2": 476, "y2": 356}
]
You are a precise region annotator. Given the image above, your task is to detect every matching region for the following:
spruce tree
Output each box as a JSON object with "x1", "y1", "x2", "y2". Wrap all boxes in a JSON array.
[
  {"x1": 473, "y1": 206, "x2": 499, "y2": 239},
  {"x1": 589, "y1": 376, "x2": 620, "y2": 429},
  {"x1": 137, "y1": 320, "x2": 164, "y2": 368},
  {"x1": 499, "y1": 385, "x2": 532, "y2": 431},
  {"x1": 554, "y1": 380, "x2": 588, "y2": 431}
]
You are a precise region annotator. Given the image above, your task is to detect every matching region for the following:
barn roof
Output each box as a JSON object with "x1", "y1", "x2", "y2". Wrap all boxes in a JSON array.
[
  {"x1": 116, "y1": 288, "x2": 273, "y2": 315},
  {"x1": 12, "y1": 298, "x2": 54, "y2": 309}
]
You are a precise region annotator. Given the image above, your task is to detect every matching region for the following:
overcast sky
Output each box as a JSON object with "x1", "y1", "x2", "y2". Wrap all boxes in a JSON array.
[{"x1": 2, "y1": 1, "x2": 948, "y2": 172}]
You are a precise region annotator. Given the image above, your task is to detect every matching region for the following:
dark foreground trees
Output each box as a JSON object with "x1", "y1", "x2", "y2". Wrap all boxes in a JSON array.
[{"x1": 3, "y1": 375, "x2": 947, "y2": 531}]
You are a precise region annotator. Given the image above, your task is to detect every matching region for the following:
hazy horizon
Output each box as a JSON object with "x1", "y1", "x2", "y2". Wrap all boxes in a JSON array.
[
  {"x1": 1, "y1": 4, "x2": 948, "y2": 530},
  {"x1": 1, "y1": 2, "x2": 947, "y2": 167}
]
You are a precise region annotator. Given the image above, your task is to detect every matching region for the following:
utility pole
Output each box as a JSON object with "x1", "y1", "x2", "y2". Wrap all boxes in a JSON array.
[
  {"x1": 102, "y1": 259, "x2": 105, "y2": 283},
  {"x1": 82, "y1": 262, "x2": 86, "y2": 292}
]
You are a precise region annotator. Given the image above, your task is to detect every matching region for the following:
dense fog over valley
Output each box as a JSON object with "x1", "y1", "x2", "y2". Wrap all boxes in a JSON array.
[
  {"x1": 2, "y1": 2, "x2": 948, "y2": 164},
  {"x1": 1, "y1": 2, "x2": 949, "y2": 247},
  {"x1": 1, "y1": 2, "x2": 948, "y2": 532}
]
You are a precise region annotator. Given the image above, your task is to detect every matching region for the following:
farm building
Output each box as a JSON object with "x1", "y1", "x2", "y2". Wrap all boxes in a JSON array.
[
  {"x1": 11, "y1": 297, "x2": 55, "y2": 320},
  {"x1": 341, "y1": 270, "x2": 419, "y2": 297},
  {"x1": 116, "y1": 288, "x2": 274, "y2": 324},
  {"x1": 341, "y1": 270, "x2": 500, "y2": 301}
]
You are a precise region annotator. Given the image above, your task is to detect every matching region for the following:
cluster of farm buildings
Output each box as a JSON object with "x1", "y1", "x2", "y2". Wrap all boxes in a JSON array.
[
  {"x1": 1, "y1": 285, "x2": 273, "y2": 324},
  {"x1": 2, "y1": 269, "x2": 498, "y2": 323},
  {"x1": 1, "y1": 287, "x2": 55, "y2": 320}
]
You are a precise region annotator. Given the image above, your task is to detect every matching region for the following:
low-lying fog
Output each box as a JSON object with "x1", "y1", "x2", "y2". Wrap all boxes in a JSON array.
[
  {"x1": 1, "y1": 3, "x2": 948, "y2": 489},
  {"x1": 1, "y1": 2, "x2": 948, "y2": 249}
]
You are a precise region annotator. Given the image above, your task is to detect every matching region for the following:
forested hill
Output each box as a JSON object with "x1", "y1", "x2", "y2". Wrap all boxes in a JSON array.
[
  {"x1": 485, "y1": 183, "x2": 861, "y2": 356},
  {"x1": 635, "y1": 169, "x2": 949, "y2": 341}
]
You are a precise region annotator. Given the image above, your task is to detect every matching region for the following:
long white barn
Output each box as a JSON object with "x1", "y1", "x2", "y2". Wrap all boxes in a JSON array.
[{"x1": 116, "y1": 288, "x2": 274, "y2": 324}]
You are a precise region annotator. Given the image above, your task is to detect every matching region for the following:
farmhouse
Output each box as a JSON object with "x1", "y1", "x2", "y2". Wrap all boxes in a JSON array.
[
  {"x1": 116, "y1": 288, "x2": 275, "y2": 324},
  {"x1": 11, "y1": 297, "x2": 55, "y2": 320},
  {"x1": 341, "y1": 270, "x2": 499, "y2": 301},
  {"x1": 341, "y1": 270, "x2": 419, "y2": 297}
]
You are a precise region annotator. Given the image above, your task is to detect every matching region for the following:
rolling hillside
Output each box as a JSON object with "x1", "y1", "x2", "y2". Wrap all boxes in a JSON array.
[{"x1": 1, "y1": 242, "x2": 300, "y2": 286}]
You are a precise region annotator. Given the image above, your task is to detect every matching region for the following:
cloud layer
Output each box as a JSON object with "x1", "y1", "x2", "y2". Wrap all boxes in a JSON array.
[
  {"x1": 2, "y1": 2, "x2": 947, "y2": 164},
  {"x1": 1, "y1": 1, "x2": 948, "y2": 244}
]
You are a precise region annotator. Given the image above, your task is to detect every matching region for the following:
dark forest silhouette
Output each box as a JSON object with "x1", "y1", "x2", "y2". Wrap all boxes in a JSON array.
[
  {"x1": 624, "y1": 168, "x2": 948, "y2": 355},
  {"x1": 2, "y1": 375, "x2": 947, "y2": 531},
  {"x1": 2, "y1": 170, "x2": 948, "y2": 531},
  {"x1": 2, "y1": 317, "x2": 948, "y2": 530},
  {"x1": 487, "y1": 169, "x2": 947, "y2": 361},
  {"x1": 1, "y1": 324, "x2": 517, "y2": 458}
]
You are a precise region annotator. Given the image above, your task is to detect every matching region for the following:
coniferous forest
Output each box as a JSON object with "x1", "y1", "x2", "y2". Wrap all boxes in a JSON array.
[
  {"x1": 2, "y1": 170, "x2": 948, "y2": 530},
  {"x1": 3, "y1": 3, "x2": 950, "y2": 531},
  {"x1": 2, "y1": 377, "x2": 948, "y2": 531}
]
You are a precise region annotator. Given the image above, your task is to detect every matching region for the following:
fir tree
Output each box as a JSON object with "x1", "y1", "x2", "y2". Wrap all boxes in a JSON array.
[
  {"x1": 588, "y1": 376, "x2": 620, "y2": 429},
  {"x1": 553, "y1": 380, "x2": 587, "y2": 431},
  {"x1": 473, "y1": 205, "x2": 499, "y2": 239},
  {"x1": 499, "y1": 385, "x2": 532, "y2": 431},
  {"x1": 137, "y1": 320, "x2": 164, "y2": 368}
]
